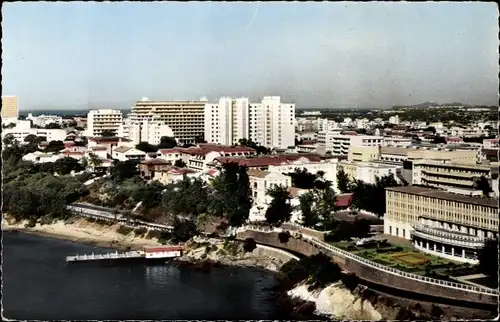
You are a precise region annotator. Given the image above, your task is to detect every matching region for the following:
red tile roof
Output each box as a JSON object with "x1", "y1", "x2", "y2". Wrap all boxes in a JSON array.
[
  {"x1": 141, "y1": 158, "x2": 170, "y2": 165},
  {"x1": 336, "y1": 193, "x2": 353, "y2": 207},
  {"x1": 169, "y1": 167, "x2": 196, "y2": 175},
  {"x1": 214, "y1": 153, "x2": 322, "y2": 167},
  {"x1": 177, "y1": 145, "x2": 256, "y2": 156}
]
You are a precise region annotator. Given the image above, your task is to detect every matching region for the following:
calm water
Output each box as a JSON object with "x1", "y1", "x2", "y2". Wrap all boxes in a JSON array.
[{"x1": 2, "y1": 231, "x2": 290, "y2": 320}]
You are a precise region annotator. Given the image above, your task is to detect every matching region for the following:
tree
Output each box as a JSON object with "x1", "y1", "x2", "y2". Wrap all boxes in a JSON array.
[
  {"x1": 24, "y1": 134, "x2": 43, "y2": 146},
  {"x1": 288, "y1": 168, "x2": 317, "y2": 189},
  {"x1": 101, "y1": 129, "x2": 116, "y2": 137},
  {"x1": 157, "y1": 136, "x2": 177, "y2": 149},
  {"x1": 174, "y1": 159, "x2": 186, "y2": 168},
  {"x1": 298, "y1": 192, "x2": 319, "y2": 228},
  {"x1": 431, "y1": 135, "x2": 446, "y2": 144},
  {"x1": 336, "y1": 168, "x2": 353, "y2": 193},
  {"x1": 133, "y1": 181, "x2": 165, "y2": 209},
  {"x1": 110, "y1": 160, "x2": 139, "y2": 182},
  {"x1": 54, "y1": 157, "x2": 84, "y2": 175},
  {"x1": 478, "y1": 238, "x2": 498, "y2": 282},
  {"x1": 265, "y1": 185, "x2": 293, "y2": 226},
  {"x1": 194, "y1": 135, "x2": 206, "y2": 144},
  {"x1": 474, "y1": 176, "x2": 493, "y2": 197},
  {"x1": 88, "y1": 152, "x2": 102, "y2": 169},
  {"x1": 171, "y1": 217, "x2": 198, "y2": 243},
  {"x1": 239, "y1": 138, "x2": 269, "y2": 155},
  {"x1": 208, "y1": 162, "x2": 252, "y2": 227},
  {"x1": 135, "y1": 142, "x2": 158, "y2": 153},
  {"x1": 44, "y1": 140, "x2": 65, "y2": 153},
  {"x1": 350, "y1": 173, "x2": 401, "y2": 217},
  {"x1": 44, "y1": 123, "x2": 62, "y2": 129},
  {"x1": 3, "y1": 133, "x2": 15, "y2": 146}
]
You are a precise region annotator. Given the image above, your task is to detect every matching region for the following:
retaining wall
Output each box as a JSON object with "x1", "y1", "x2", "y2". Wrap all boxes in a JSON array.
[{"x1": 237, "y1": 230, "x2": 497, "y2": 306}]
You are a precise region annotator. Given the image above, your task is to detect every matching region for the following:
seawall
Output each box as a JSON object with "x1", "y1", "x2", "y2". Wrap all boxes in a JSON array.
[{"x1": 236, "y1": 229, "x2": 497, "y2": 308}]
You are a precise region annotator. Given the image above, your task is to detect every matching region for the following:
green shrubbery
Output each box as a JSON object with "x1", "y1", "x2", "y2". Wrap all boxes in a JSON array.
[
  {"x1": 117, "y1": 226, "x2": 134, "y2": 235},
  {"x1": 279, "y1": 253, "x2": 343, "y2": 291}
]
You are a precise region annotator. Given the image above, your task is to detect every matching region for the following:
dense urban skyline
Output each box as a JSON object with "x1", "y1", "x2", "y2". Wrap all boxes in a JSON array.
[{"x1": 2, "y1": 2, "x2": 498, "y2": 110}]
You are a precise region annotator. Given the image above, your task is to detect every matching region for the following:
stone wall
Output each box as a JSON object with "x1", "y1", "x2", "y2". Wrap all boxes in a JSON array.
[
  {"x1": 237, "y1": 230, "x2": 497, "y2": 307},
  {"x1": 253, "y1": 244, "x2": 300, "y2": 263}
]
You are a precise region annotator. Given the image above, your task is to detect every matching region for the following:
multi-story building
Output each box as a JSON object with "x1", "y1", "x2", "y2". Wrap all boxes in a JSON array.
[
  {"x1": 385, "y1": 186, "x2": 499, "y2": 264},
  {"x1": 130, "y1": 97, "x2": 205, "y2": 144},
  {"x1": 87, "y1": 109, "x2": 123, "y2": 137},
  {"x1": 348, "y1": 146, "x2": 381, "y2": 162},
  {"x1": 318, "y1": 133, "x2": 383, "y2": 155},
  {"x1": 382, "y1": 136, "x2": 412, "y2": 147},
  {"x1": 26, "y1": 114, "x2": 63, "y2": 127},
  {"x1": 1, "y1": 95, "x2": 19, "y2": 122},
  {"x1": 412, "y1": 159, "x2": 494, "y2": 194},
  {"x1": 380, "y1": 146, "x2": 478, "y2": 164},
  {"x1": 204, "y1": 96, "x2": 295, "y2": 149},
  {"x1": 483, "y1": 138, "x2": 499, "y2": 150},
  {"x1": 340, "y1": 160, "x2": 402, "y2": 185},
  {"x1": 128, "y1": 120, "x2": 175, "y2": 145},
  {"x1": 2, "y1": 120, "x2": 67, "y2": 143}
]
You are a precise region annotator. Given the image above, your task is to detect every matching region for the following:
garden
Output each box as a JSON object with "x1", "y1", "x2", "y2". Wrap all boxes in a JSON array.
[{"x1": 329, "y1": 239, "x2": 478, "y2": 280}]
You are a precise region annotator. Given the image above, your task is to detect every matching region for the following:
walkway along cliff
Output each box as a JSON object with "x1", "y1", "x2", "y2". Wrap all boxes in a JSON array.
[{"x1": 235, "y1": 225, "x2": 498, "y2": 308}]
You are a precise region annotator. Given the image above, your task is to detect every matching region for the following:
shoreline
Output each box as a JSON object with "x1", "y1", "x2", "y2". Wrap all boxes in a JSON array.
[{"x1": 1, "y1": 216, "x2": 162, "y2": 251}]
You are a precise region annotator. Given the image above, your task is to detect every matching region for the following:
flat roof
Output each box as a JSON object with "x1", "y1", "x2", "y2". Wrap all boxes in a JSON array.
[{"x1": 386, "y1": 186, "x2": 498, "y2": 207}]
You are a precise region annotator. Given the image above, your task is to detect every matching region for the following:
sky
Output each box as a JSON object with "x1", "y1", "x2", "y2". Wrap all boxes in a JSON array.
[{"x1": 2, "y1": 2, "x2": 498, "y2": 111}]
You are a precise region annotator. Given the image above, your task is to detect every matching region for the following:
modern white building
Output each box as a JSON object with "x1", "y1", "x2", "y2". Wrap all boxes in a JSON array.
[
  {"x1": 129, "y1": 97, "x2": 206, "y2": 144},
  {"x1": 388, "y1": 115, "x2": 400, "y2": 124},
  {"x1": 385, "y1": 186, "x2": 498, "y2": 264},
  {"x1": 318, "y1": 133, "x2": 383, "y2": 155},
  {"x1": 87, "y1": 109, "x2": 123, "y2": 137},
  {"x1": 128, "y1": 120, "x2": 175, "y2": 145},
  {"x1": 2, "y1": 120, "x2": 67, "y2": 143},
  {"x1": 26, "y1": 114, "x2": 63, "y2": 127},
  {"x1": 204, "y1": 96, "x2": 295, "y2": 149},
  {"x1": 340, "y1": 160, "x2": 402, "y2": 185},
  {"x1": 248, "y1": 169, "x2": 293, "y2": 222}
]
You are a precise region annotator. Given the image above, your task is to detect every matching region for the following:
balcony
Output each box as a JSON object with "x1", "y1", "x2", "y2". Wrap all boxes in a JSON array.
[{"x1": 412, "y1": 224, "x2": 486, "y2": 249}]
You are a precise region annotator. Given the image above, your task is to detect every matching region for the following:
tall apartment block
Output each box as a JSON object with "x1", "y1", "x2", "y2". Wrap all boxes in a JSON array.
[
  {"x1": 87, "y1": 109, "x2": 123, "y2": 137},
  {"x1": 1, "y1": 95, "x2": 19, "y2": 124},
  {"x1": 129, "y1": 98, "x2": 205, "y2": 144},
  {"x1": 204, "y1": 96, "x2": 295, "y2": 149}
]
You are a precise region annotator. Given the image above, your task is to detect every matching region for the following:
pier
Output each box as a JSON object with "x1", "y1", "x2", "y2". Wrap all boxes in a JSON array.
[{"x1": 66, "y1": 246, "x2": 183, "y2": 263}]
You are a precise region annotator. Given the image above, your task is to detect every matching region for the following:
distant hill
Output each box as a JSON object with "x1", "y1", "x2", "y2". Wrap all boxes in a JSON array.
[{"x1": 392, "y1": 101, "x2": 470, "y2": 109}]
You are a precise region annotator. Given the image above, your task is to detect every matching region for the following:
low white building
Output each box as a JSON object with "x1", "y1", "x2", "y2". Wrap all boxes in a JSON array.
[
  {"x1": 318, "y1": 133, "x2": 383, "y2": 155},
  {"x1": 382, "y1": 136, "x2": 412, "y2": 147},
  {"x1": 112, "y1": 146, "x2": 146, "y2": 161},
  {"x1": 340, "y1": 160, "x2": 402, "y2": 185},
  {"x1": 2, "y1": 120, "x2": 67, "y2": 143},
  {"x1": 26, "y1": 114, "x2": 63, "y2": 127},
  {"x1": 22, "y1": 151, "x2": 63, "y2": 163},
  {"x1": 248, "y1": 169, "x2": 292, "y2": 222}
]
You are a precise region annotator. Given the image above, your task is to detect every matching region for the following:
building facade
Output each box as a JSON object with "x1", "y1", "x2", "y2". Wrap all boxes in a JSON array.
[
  {"x1": 130, "y1": 98, "x2": 205, "y2": 144},
  {"x1": 412, "y1": 159, "x2": 493, "y2": 193},
  {"x1": 385, "y1": 186, "x2": 498, "y2": 264},
  {"x1": 318, "y1": 133, "x2": 383, "y2": 155},
  {"x1": 204, "y1": 96, "x2": 295, "y2": 149},
  {"x1": 87, "y1": 109, "x2": 123, "y2": 137},
  {"x1": 128, "y1": 120, "x2": 175, "y2": 145},
  {"x1": 1, "y1": 95, "x2": 19, "y2": 119}
]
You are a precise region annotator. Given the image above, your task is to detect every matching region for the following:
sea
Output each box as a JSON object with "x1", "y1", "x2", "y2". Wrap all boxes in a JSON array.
[{"x1": 2, "y1": 231, "x2": 292, "y2": 320}]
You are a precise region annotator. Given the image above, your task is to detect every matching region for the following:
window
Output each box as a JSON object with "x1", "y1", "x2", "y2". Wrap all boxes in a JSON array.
[{"x1": 396, "y1": 227, "x2": 399, "y2": 236}]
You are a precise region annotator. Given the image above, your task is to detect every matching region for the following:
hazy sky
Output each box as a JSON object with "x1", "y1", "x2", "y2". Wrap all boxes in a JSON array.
[{"x1": 2, "y1": 2, "x2": 498, "y2": 110}]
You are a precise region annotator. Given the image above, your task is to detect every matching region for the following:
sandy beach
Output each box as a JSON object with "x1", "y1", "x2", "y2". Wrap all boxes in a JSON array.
[{"x1": 2, "y1": 216, "x2": 162, "y2": 251}]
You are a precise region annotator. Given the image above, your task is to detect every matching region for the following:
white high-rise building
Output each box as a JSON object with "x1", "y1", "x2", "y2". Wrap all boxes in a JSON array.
[
  {"x1": 205, "y1": 96, "x2": 295, "y2": 149},
  {"x1": 87, "y1": 109, "x2": 123, "y2": 137}
]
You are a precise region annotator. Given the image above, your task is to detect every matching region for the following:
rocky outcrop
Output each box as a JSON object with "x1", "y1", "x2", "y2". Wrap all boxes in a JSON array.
[{"x1": 173, "y1": 236, "x2": 295, "y2": 272}]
